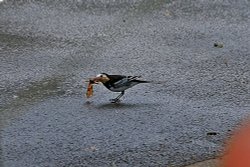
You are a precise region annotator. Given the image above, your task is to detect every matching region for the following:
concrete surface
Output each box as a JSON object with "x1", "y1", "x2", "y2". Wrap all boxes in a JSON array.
[
  {"x1": 0, "y1": 0, "x2": 249, "y2": 166},
  {"x1": 185, "y1": 159, "x2": 219, "y2": 167}
]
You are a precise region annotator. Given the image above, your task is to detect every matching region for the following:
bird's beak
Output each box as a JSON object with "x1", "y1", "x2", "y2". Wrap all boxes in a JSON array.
[{"x1": 89, "y1": 77, "x2": 102, "y2": 84}]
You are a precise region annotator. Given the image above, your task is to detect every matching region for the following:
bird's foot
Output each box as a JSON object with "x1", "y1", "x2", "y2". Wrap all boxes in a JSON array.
[{"x1": 109, "y1": 99, "x2": 121, "y2": 103}]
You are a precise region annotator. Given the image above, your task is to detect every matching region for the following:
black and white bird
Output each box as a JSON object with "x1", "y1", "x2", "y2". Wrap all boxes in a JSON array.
[{"x1": 90, "y1": 73, "x2": 150, "y2": 103}]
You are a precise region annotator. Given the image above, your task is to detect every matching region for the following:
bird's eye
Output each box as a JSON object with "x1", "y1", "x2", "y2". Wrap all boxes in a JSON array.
[{"x1": 96, "y1": 74, "x2": 103, "y2": 78}]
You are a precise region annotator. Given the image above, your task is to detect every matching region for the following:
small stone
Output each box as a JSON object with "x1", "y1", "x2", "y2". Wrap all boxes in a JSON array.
[
  {"x1": 207, "y1": 132, "x2": 218, "y2": 136},
  {"x1": 165, "y1": 10, "x2": 171, "y2": 16},
  {"x1": 13, "y1": 95, "x2": 18, "y2": 99},
  {"x1": 214, "y1": 42, "x2": 223, "y2": 48}
]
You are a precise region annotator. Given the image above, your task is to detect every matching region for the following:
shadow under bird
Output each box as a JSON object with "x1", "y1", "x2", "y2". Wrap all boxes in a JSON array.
[{"x1": 90, "y1": 73, "x2": 150, "y2": 103}]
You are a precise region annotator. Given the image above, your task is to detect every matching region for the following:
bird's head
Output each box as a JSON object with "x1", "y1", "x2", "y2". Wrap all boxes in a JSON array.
[{"x1": 90, "y1": 73, "x2": 110, "y2": 84}]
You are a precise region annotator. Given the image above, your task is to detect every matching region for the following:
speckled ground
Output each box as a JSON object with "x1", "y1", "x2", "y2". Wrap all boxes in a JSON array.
[{"x1": 0, "y1": 0, "x2": 249, "y2": 166}]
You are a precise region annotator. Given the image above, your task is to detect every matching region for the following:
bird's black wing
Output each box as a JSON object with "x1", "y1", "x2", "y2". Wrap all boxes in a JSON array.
[
  {"x1": 109, "y1": 75, "x2": 143, "y2": 87},
  {"x1": 108, "y1": 75, "x2": 127, "y2": 83}
]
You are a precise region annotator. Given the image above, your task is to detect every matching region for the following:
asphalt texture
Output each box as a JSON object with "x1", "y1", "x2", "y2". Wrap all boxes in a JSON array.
[
  {"x1": 0, "y1": 0, "x2": 250, "y2": 166},
  {"x1": 186, "y1": 159, "x2": 219, "y2": 167}
]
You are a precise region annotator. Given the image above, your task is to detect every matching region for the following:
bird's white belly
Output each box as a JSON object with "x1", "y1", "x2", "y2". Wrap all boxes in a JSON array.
[
  {"x1": 109, "y1": 82, "x2": 139, "y2": 92},
  {"x1": 109, "y1": 86, "x2": 131, "y2": 92}
]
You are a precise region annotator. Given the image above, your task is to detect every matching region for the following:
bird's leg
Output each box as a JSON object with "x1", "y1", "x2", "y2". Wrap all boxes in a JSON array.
[{"x1": 110, "y1": 91, "x2": 125, "y2": 103}]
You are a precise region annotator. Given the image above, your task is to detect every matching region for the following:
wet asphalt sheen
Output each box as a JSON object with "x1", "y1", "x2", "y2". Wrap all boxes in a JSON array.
[{"x1": 0, "y1": 0, "x2": 249, "y2": 166}]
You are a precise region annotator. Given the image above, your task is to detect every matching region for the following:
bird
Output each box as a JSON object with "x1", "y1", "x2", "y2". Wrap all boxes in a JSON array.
[{"x1": 90, "y1": 73, "x2": 150, "y2": 103}]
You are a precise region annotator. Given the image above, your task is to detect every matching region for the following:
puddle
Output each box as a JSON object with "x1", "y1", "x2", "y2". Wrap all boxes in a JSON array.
[
  {"x1": 16, "y1": 77, "x2": 65, "y2": 99},
  {"x1": 134, "y1": 0, "x2": 171, "y2": 14},
  {"x1": 0, "y1": 76, "x2": 66, "y2": 128}
]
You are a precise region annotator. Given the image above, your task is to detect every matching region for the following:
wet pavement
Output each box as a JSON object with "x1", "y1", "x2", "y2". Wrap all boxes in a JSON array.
[{"x1": 0, "y1": 0, "x2": 250, "y2": 166}]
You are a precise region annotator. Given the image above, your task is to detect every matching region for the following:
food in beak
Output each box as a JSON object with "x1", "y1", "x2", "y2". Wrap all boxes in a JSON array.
[
  {"x1": 86, "y1": 80, "x2": 94, "y2": 98},
  {"x1": 86, "y1": 78, "x2": 101, "y2": 98},
  {"x1": 86, "y1": 82, "x2": 93, "y2": 98}
]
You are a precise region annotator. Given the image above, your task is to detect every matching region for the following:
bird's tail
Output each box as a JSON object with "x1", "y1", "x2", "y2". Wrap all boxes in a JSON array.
[
  {"x1": 137, "y1": 80, "x2": 167, "y2": 84},
  {"x1": 134, "y1": 80, "x2": 151, "y2": 83},
  {"x1": 132, "y1": 76, "x2": 164, "y2": 84}
]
